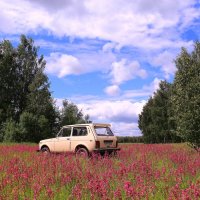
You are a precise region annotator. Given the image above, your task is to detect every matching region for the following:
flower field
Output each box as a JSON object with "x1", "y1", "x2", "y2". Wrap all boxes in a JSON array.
[{"x1": 0, "y1": 143, "x2": 199, "y2": 200}]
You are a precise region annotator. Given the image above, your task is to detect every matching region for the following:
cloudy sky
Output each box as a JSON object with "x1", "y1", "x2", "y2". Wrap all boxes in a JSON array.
[{"x1": 1, "y1": 0, "x2": 200, "y2": 136}]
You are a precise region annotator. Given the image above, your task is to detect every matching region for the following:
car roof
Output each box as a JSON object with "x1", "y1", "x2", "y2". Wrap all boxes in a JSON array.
[{"x1": 62, "y1": 123, "x2": 111, "y2": 128}]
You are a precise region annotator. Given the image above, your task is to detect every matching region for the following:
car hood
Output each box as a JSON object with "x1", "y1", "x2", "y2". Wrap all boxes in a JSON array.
[{"x1": 39, "y1": 138, "x2": 56, "y2": 143}]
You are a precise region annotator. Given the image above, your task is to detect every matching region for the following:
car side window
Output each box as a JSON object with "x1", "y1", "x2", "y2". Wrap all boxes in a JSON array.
[
  {"x1": 61, "y1": 127, "x2": 71, "y2": 137},
  {"x1": 72, "y1": 127, "x2": 87, "y2": 136}
]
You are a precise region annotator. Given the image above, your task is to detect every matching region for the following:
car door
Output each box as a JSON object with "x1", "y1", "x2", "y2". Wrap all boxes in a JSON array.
[
  {"x1": 54, "y1": 127, "x2": 72, "y2": 152},
  {"x1": 70, "y1": 126, "x2": 91, "y2": 151}
]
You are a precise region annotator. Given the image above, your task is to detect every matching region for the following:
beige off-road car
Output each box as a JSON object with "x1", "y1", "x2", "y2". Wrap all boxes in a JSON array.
[{"x1": 38, "y1": 123, "x2": 120, "y2": 156}]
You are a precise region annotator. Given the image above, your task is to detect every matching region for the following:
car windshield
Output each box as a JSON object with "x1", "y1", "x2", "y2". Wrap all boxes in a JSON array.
[{"x1": 94, "y1": 127, "x2": 114, "y2": 136}]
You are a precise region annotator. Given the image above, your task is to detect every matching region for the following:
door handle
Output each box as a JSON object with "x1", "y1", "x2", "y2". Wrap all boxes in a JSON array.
[{"x1": 67, "y1": 138, "x2": 70, "y2": 140}]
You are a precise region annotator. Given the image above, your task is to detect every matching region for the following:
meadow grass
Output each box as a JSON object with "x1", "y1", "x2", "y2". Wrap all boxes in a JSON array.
[{"x1": 0, "y1": 143, "x2": 199, "y2": 199}]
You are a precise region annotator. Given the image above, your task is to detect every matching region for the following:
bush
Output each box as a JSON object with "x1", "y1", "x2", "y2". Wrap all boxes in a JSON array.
[{"x1": 1, "y1": 119, "x2": 24, "y2": 142}]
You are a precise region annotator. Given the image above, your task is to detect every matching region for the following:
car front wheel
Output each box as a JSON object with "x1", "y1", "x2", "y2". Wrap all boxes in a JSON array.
[{"x1": 41, "y1": 146, "x2": 50, "y2": 154}]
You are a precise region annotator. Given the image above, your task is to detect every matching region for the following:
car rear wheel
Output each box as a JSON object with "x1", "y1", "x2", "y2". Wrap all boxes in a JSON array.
[{"x1": 76, "y1": 147, "x2": 89, "y2": 157}]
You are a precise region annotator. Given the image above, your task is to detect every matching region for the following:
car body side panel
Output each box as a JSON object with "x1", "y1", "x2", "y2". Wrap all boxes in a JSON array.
[{"x1": 54, "y1": 137, "x2": 71, "y2": 152}]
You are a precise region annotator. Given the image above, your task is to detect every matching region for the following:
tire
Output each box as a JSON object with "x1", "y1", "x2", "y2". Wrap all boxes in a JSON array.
[
  {"x1": 41, "y1": 146, "x2": 50, "y2": 154},
  {"x1": 76, "y1": 147, "x2": 89, "y2": 157},
  {"x1": 100, "y1": 151, "x2": 105, "y2": 156}
]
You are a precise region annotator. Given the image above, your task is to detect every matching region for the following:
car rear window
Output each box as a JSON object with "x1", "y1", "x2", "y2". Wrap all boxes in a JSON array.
[{"x1": 94, "y1": 127, "x2": 114, "y2": 136}]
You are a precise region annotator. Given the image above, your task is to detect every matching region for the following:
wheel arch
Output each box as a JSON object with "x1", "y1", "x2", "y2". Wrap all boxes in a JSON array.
[
  {"x1": 75, "y1": 144, "x2": 89, "y2": 153},
  {"x1": 41, "y1": 145, "x2": 50, "y2": 151}
]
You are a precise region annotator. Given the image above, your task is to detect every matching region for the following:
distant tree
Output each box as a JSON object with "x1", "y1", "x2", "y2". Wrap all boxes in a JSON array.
[
  {"x1": 0, "y1": 40, "x2": 17, "y2": 123},
  {"x1": 0, "y1": 35, "x2": 58, "y2": 142},
  {"x1": 60, "y1": 100, "x2": 91, "y2": 126},
  {"x1": 138, "y1": 97, "x2": 154, "y2": 143},
  {"x1": 18, "y1": 112, "x2": 53, "y2": 142},
  {"x1": 172, "y1": 42, "x2": 200, "y2": 150},
  {"x1": 117, "y1": 136, "x2": 144, "y2": 143},
  {"x1": 139, "y1": 81, "x2": 181, "y2": 143}
]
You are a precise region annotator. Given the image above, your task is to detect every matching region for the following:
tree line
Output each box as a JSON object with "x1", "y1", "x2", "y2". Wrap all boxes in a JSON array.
[
  {"x1": 117, "y1": 136, "x2": 144, "y2": 143},
  {"x1": 0, "y1": 35, "x2": 90, "y2": 143},
  {"x1": 139, "y1": 42, "x2": 200, "y2": 150}
]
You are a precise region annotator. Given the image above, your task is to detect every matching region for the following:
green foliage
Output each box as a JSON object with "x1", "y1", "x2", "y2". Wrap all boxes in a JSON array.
[
  {"x1": 139, "y1": 41, "x2": 200, "y2": 149},
  {"x1": 117, "y1": 136, "x2": 144, "y2": 143},
  {"x1": 172, "y1": 42, "x2": 200, "y2": 150},
  {"x1": 139, "y1": 81, "x2": 181, "y2": 143},
  {"x1": 0, "y1": 35, "x2": 90, "y2": 143},
  {"x1": 0, "y1": 40, "x2": 17, "y2": 122},
  {"x1": 19, "y1": 112, "x2": 52, "y2": 143},
  {"x1": 60, "y1": 100, "x2": 91, "y2": 126},
  {"x1": 1, "y1": 119, "x2": 24, "y2": 142},
  {"x1": 0, "y1": 35, "x2": 58, "y2": 142}
]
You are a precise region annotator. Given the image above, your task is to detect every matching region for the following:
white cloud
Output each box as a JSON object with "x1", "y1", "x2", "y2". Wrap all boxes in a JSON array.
[
  {"x1": 0, "y1": 0, "x2": 199, "y2": 50},
  {"x1": 46, "y1": 53, "x2": 81, "y2": 77},
  {"x1": 77, "y1": 99, "x2": 146, "y2": 136},
  {"x1": 71, "y1": 77, "x2": 162, "y2": 135},
  {"x1": 151, "y1": 51, "x2": 177, "y2": 79},
  {"x1": 111, "y1": 122, "x2": 141, "y2": 136},
  {"x1": 0, "y1": 0, "x2": 50, "y2": 34},
  {"x1": 33, "y1": 0, "x2": 87, "y2": 12},
  {"x1": 102, "y1": 42, "x2": 115, "y2": 52},
  {"x1": 102, "y1": 42, "x2": 120, "y2": 52},
  {"x1": 104, "y1": 85, "x2": 121, "y2": 96},
  {"x1": 143, "y1": 77, "x2": 161, "y2": 93},
  {"x1": 179, "y1": 6, "x2": 200, "y2": 29},
  {"x1": 56, "y1": 97, "x2": 146, "y2": 136},
  {"x1": 77, "y1": 51, "x2": 116, "y2": 74},
  {"x1": 78, "y1": 100, "x2": 145, "y2": 123},
  {"x1": 46, "y1": 51, "x2": 116, "y2": 77},
  {"x1": 54, "y1": 77, "x2": 162, "y2": 136},
  {"x1": 110, "y1": 59, "x2": 147, "y2": 85},
  {"x1": 123, "y1": 78, "x2": 162, "y2": 98}
]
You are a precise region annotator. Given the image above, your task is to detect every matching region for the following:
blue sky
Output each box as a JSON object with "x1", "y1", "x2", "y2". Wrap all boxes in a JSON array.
[{"x1": 0, "y1": 0, "x2": 200, "y2": 136}]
